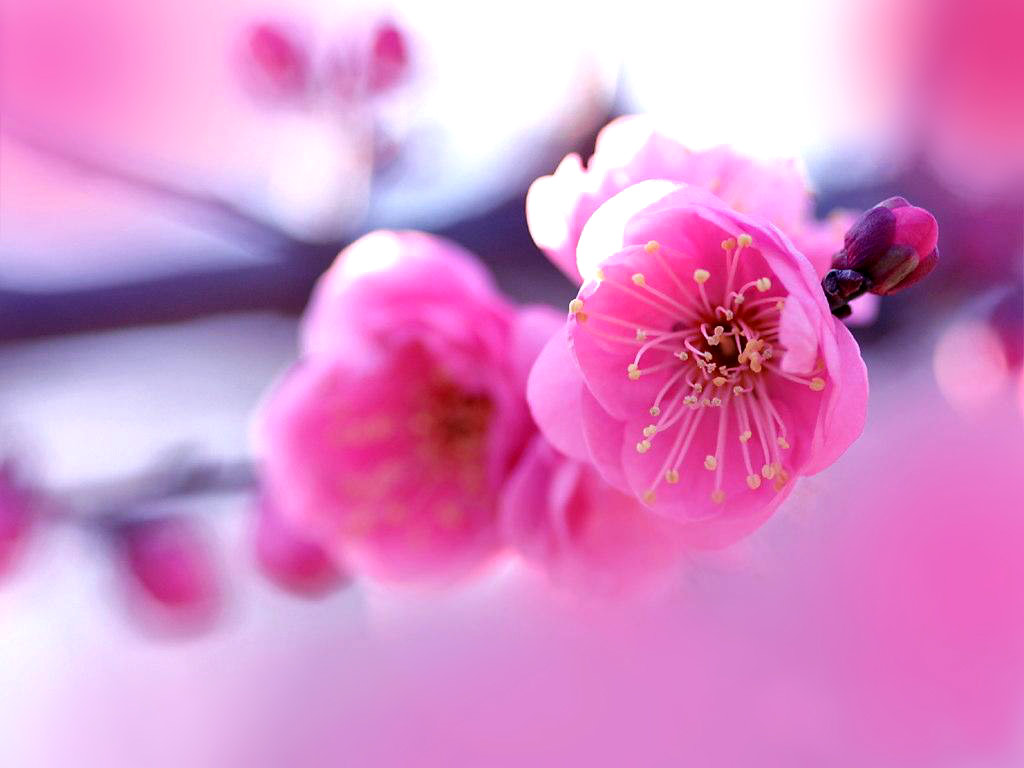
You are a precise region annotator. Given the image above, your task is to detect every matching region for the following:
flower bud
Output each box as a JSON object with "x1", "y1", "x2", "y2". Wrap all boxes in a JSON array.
[
  {"x1": 112, "y1": 516, "x2": 220, "y2": 629},
  {"x1": 0, "y1": 461, "x2": 35, "y2": 578},
  {"x1": 833, "y1": 197, "x2": 939, "y2": 296},
  {"x1": 254, "y1": 497, "x2": 349, "y2": 597}
]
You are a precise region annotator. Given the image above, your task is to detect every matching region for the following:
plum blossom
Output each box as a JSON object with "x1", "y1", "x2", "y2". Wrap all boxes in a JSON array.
[
  {"x1": 526, "y1": 114, "x2": 855, "y2": 283},
  {"x1": 501, "y1": 435, "x2": 690, "y2": 594},
  {"x1": 529, "y1": 183, "x2": 868, "y2": 548},
  {"x1": 258, "y1": 231, "x2": 542, "y2": 583}
]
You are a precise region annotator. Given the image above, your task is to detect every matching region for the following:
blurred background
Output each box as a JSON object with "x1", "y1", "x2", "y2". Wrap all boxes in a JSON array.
[{"x1": 1, "y1": 0, "x2": 1022, "y2": 766}]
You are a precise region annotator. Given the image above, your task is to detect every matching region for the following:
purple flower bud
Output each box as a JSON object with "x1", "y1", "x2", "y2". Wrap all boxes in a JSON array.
[
  {"x1": 833, "y1": 197, "x2": 939, "y2": 297},
  {"x1": 254, "y1": 497, "x2": 349, "y2": 597}
]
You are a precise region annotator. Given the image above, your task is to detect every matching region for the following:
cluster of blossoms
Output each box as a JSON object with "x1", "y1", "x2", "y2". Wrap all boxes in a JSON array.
[
  {"x1": 255, "y1": 116, "x2": 938, "y2": 588},
  {"x1": 1, "y1": 116, "x2": 939, "y2": 609}
]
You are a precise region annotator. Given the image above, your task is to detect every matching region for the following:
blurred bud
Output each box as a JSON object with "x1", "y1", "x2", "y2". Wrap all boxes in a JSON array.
[
  {"x1": 824, "y1": 197, "x2": 939, "y2": 315},
  {"x1": 112, "y1": 516, "x2": 219, "y2": 630},
  {"x1": 990, "y1": 287, "x2": 1023, "y2": 371},
  {"x1": 254, "y1": 497, "x2": 349, "y2": 597},
  {"x1": 0, "y1": 460, "x2": 36, "y2": 578},
  {"x1": 367, "y1": 20, "x2": 409, "y2": 94},
  {"x1": 241, "y1": 21, "x2": 310, "y2": 103}
]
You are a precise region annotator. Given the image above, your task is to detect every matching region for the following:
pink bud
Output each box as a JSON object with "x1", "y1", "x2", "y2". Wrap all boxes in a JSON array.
[
  {"x1": 112, "y1": 516, "x2": 219, "y2": 629},
  {"x1": 367, "y1": 20, "x2": 409, "y2": 94},
  {"x1": 241, "y1": 21, "x2": 310, "y2": 102},
  {"x1": 0, "y1": 461, "x2": 35, "y2": 578},
  {"x1": 254, "y1": 497, "x2": 349, "y2": 597}
]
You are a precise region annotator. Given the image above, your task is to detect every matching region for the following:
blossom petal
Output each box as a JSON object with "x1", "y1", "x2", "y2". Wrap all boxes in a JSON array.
[{"x1": 527, "y1": 325, "x2": 590, "y2": 461}]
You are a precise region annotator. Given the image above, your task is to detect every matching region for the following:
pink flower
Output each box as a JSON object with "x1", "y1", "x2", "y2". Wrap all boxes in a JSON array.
[
  {"x1": 528, "y1": 183, "x2": 868, "y2": 548},
  {"x1": 527, "y1": 115, "x2": 853, "y2": 283},
  {"x1": 501, "y1": 435, "x2": 689, "y2": 594},
  {"x1": 259, "y1": 231, "x2": 543, "y2": 583}
]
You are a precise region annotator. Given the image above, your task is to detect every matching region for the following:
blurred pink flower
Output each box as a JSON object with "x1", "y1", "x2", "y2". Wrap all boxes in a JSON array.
[
  {"x1": 253, "y1": 497, "x2": 349, "y2": 598},
  {"x1": 529, "y1": 183, "x2": 868, "y2": 547},
  {"x1": 259, "y1": 232, "x2": 543, "y2": 583},
  {"x1": 0, "y1": 460, "x2": 36, "y2": 578},
  {"x1": 527, "y1": 115, "x2": 854, "y2": 283},
  {"x1": 501, "y1": 435, "x2": 689, "y2": 595},
  {"x1": 111, "y1": 516, "x2": 220, "y2": 631}
]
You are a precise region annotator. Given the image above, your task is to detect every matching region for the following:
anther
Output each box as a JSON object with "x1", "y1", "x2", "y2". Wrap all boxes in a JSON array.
[
  {"x1": 643, "y1": 425, "x2": 658, "y2": 438},
  {"x1": 636, "y1": 329, "x2": 647, "y2": 341},
  {"x1": 746, "y1": 474, "x2": 762, "y2": 489},
  {"x1": 636, "y1": 440, "x2": 651, "y2": 454},
  {"x1": 733, "y1": 385, "x2": 745, "y2": 395},
  {"x1": 694, "y1": 269, "x2": 711, "y2": 284},
  {"x1": 711, "y1": 397, "x2": 722, "y2": 407},
  {"x1": 777, "y1": 436, "x2": 790, "y2": 449},
  {"x1": 631, "y1": 273, "x2": 646, "y2": 286},
  {"x1": 713, "y1": 376, "x2": 727, "y2": 387},
  {"x1": 642, "y1": 489, "x2": 656, "y2": 504},
  {"x1": 756, "y1": 277, "x2": 772, "y2": 292},
  {"x1": 721, "y1": 238, "x2": 737, "y2": 251},
  {"x1": 737, "y1": 233, "x2": 753, "y2": 247},
  {"x1": 627, "y1": 364, "x2": 641, "y2": 380},
  {"x1": 739, "y1": 430, "x2": 752, "y2": 443},
  {"x1": 675, "y1": 350, "x2": 689, "y2": 361},
  {"x1": 644, "y1": 240, "x2": 660, "y2": 253},
  {"x1": 711, "y1": 489, "x2": 725, "y2": 504},
  {"x1": 761, "y1": 464, "x2": 775, "y2": 479},
  {"x1": 568, "y1": 298, "x2": 584, "y2": 315},
  {"x1": 649, "y1": 406, "x2": 661, "y2": 417},
  {"x1": 594, "y1": 268, "x2": 605, "y2": 282},
  {"x1": 704, "y1": 455, "x2": 718, "y2": 470},
  {"x1": 809, "y1": 377, "x2": 825, "y2": 391},
  {"x1": 666, "y1": 469, "x2": 680, "y2": 484}
]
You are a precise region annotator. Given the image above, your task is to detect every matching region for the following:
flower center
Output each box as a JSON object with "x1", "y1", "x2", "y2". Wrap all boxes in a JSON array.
[
  {"x1": 423, "y1": 378, "x2": 493, "y2": 460},
  {"x1": 570, "y1": 234, "x2": 828, "y2": 506}
]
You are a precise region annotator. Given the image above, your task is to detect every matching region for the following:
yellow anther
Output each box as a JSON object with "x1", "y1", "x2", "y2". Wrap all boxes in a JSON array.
[
  {"x1": 636, "y1": 439, "x2": 652, "y2": 454},
  {"x1": 644, "y1": 240, "x2": 660, "y2": 253},
  {"x1": 693, "y1": 383, "x2": 703, "y2": 393},
  {"x1": 733, "y1": 293, "x2": 745, "y2": 305},
  {"x1": 713, "y1": 376, "x2": 727, "y2": 388},
  {"x1": 643, "y1": 425, "x2": 658, "y2": 438},
  {"x1": 627, "y1": 364, "x2": 641, "y2": 380},
  {"x1": 809, "y1": 377, "x2": 825, "y2": 391},
  {"x1": 693, "y1": 269, "x2": 711, "y2": 284},
  {"x1": 733, "y1": 385, "x2": 745, "y2": 395},
  {"x1": 576, "y1": 312, "x2": 589, "y2": 323},
  {"x1": 636, "y1": 329, "x2": 647, "y2": 341},
  {"x1": 711, "y1": 489, "x2": 726, "y2": 504},
  {"x1": 777, "y1": 436, "x2": 790, "y2": 450},
  {"x1": 746, "y1": 474, "x2": 762, "y2": 490},
  {"x1": 675, "y1": 350, "x2": 689, "y2": 361},
  {"x1": 762, "y1": 463, "x2": 775, "y2": 479},
  {"x1": 642, "y1": 489, "x2": 656, "y2": 504},
  {"x1": 749, "y1": 356, "x2": 763, "y2": 374},
  {"x1": 649, "y1": 406, "x2": 661, "y2": 417},
  {"x1": 711, "y1": 397, "x2": 722, "y2": 407},
  {"x1": 721, "y1": 238, "x2": 737, "y2": 251},
  {"x1": 631, "y1": 273, "x2": 646, "y2": 286},
  {"x1": 594, "y1": 268, "x2": 605, "y2": 282},
  {"x1": 568, "y1": 298, "x2": 584, "y2": 315},
  {"x1": 737, "y1": 233, "x2": 753, "y2": 248},
  {"x1": 756, "y1": 277, "x2": 772, "y2": 292},
  {"x1": 773, "y1": 470, "x2": 790, "y2": 492},
  {"x1": 665, "y1": 469, "x2": 680, "y2": 484},
  {"x1": 704, "y1": 455, "x2": 718, "y2": 471}
]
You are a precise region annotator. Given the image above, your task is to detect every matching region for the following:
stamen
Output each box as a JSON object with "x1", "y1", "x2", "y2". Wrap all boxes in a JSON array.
[
  {"x1": 636, "y1": 439, "x2": 651, "y2": 454},
  {"x1": 666, "y1": 469, "x2": 680, "y2": 484},
  {"x1": 746, "y1": 474, "x2": 762, "y2": 489},
  {"x1": 568, "y1": 298, "x2": 584, "y2": 315},
  {"x1": 632, "y1": 273, "x2": 646, "y2": 286},
  {"x1": 627, "y1": 364, "x2": 641, "y2": 380},
  {"x1": 644, "y1": 240, "x2": 660, "y2": 253},
  {"x1": 809, "y1": 377, "x2": 825, "y2": 391},
  {"x1": 704, "y1": 454, "x2": 717, "y2": 470},
  {"x1": 693, "y1": 269, "x2": 710, "y2": 284},
  {"x1": 755, "y1": 277, "x2": 772, "y2": 292}
]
